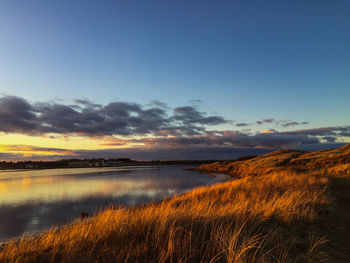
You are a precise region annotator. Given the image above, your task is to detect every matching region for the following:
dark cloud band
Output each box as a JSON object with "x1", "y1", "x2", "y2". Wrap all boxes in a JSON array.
[
  {"x1": 0, "y1": 96, "x2": 226, "y2": 137},
  {"x1": 0, "y1": 95, "x2": 349, "y2": 159}
]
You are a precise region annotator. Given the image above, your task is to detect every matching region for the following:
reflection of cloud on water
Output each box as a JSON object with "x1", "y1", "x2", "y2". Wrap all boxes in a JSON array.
[
  {"x1": 94, "y1": 180, "x2": 145, "y2": 194},
  {"x1": 0, "y1": 182, "x2": 8, "y2": 194},
  {"x1": 0, "y1": 169, "x2": 216, "y2": 206},
  {"x1": 0, "y1": 203, "x2": 34, "y2": 240},
  {"x1": 0, "y1": 193, "x2": 164, "y2": 240},
  {"x1": 0, "y1": 176, "x2": 150, "y2": 206},
  {"x1": 0, "y1": 167, "x2": 134, "y2": 181},
  {"x1": 0, "y1": 165, "x2": 229, "y2": 240}
]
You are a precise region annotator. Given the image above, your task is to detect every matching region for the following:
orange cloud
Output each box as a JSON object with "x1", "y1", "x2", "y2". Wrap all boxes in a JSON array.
[
  {"x1": 261, "y1": 129, "x2": 276, "y2": 134},
  {"x1": 0, "y1": 144, "x2": 76, "y2": 156}
]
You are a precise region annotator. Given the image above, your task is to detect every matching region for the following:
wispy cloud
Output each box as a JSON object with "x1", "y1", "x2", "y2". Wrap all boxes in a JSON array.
[
  {"x1": 235, "y1": 123, "x2": 249, "y2": 127},
  {"x1": 281, "y1": 121, "x2": 309, "y2": 127},
  {"x1": 0, "y1": 144, "x2": 76, "y2": 157},
  {"x1": 0, "y1": 144, "x2": 273, "y2": 161},
  {"x1": 256, "y1": 119, "x2": 309, "y2": 128},
  {"x1": 96, "y1": 127, "x2": 350, "y2": 150},
  {"x1": 257, "y1": 118, "x2": 275, "y2": 124}
]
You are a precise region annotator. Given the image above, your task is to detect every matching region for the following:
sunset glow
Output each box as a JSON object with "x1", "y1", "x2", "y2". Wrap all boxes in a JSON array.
[
  {"x1": 1, "y1": 1, "x2": 350, "y2": 262},
  {"x1": 0, "y1": 1, "x2": 349, "y2": 161}
]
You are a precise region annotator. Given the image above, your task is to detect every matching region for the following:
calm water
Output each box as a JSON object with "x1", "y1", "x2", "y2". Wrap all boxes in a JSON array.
[{"x1": 0, "y1": 165, "x2": 228, "y2": 240}]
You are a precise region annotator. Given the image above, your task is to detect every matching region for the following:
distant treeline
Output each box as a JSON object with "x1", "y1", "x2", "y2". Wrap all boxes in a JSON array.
[{"x1": 0, "y1": 158, "x2": 217, "y2": 170}]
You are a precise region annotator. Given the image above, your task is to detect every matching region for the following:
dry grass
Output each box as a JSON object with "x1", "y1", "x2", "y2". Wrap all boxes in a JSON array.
[
  {"x1": 196, "y1": 144, "x2": 350, "y2": 178},
  {"x1": 3, "y1": 145, "x2": 349, "y2": 262},
  {"x1": 0, "y1": 170, "x2": 330, "y2": 263}
]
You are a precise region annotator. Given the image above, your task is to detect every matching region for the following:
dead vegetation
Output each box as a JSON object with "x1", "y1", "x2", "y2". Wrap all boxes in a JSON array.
[
  {"x1": 196, "y1": 144, "x2": 350, "y2": 177},
  {"x1": 1, "y1": 144, "x2": 349, "y2": 263}
]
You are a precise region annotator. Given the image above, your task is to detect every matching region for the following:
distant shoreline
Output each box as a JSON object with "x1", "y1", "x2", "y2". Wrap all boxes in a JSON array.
[{"x1": 0, "y1": 159, "x2": 218, "y2": 171}]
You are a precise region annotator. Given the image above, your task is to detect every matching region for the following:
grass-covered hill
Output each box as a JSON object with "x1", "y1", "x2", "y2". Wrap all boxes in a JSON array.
[
  {"x1": 196, "y1": 144, "x2": 350, "y2": 178},
  {"x1": 1, "y1": 145, "x2": 349, "y2": 263}
]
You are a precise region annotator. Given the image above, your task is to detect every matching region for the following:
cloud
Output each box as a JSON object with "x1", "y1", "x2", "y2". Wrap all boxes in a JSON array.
[
  {"x1": 323, "y1": 136, "x2": 337, "y2": 143},
  {"x1": 235, "y1": 123, "x2": 249, "y2": 127},
  {"x1": 261, "y1": 129, "x2": 276, "y2": 134},
  {"x1": 262, "y1": 118, "x2": 275, "y2": 123},
  {"x1": 0, "y1": 96, "x2": 39, "y2": 134},
  {"x1": 2, "y1": 139, "x2": 348, "y2": 161},
  {"x1": 97, "y1": 128, "x2": 331, "y2": 150},
  {"x1": 281, "y1": 121, "x2": 309, "y2": 127},
  {"x1": 148, "y1": 100, "x2": 169, "y2": 109},
  {"x1": 257, "y1": 119, "x2": 308, "y2": 128},
  {"x1": 1, "y1": 125, "x2": 349, "y2": 160},
  {"x1": 172, "y1": 106, "x2": 226, "y2": 126},
  {"x1": 0, "y1": 144, "x2": 76, "y2": 156},
  {"x1": 256, "y1": 118, "x2": 275, "y2": 125},
  {"x1": 74, "y1": 99, "x2": 102, "y2": 108},
  {"x1": 284, "y1": 126, "x2": 350, "y2": 137},
  {"x1": 0, "y1": 96, "x2": 226, "y2": 137},
  {"x1": 0, "y1": 95, "x2": 349, "y2": 161},
  {"x1": 189, "y1": 99, "x2": 202, "y2": 104},
  {"x1": 0, "y1": 144, "x2": 273, "y2": 161},
  {"x1": 127, "y1": 125, "x2": 350, "y2": 150},
  {"x1": 281, "y1": 121, "x2": 300, "y2": 127}
]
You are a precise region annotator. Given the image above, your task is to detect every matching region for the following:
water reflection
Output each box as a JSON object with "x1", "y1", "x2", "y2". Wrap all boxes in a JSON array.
[{"x1": 0, "y1": 165, "x2": 228, "y2": 240}]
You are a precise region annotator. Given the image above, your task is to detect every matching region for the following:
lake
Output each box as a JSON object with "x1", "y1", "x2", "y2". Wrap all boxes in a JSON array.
[{"x1": 0, "y1": 165, "x2": 228, "y2": 240}]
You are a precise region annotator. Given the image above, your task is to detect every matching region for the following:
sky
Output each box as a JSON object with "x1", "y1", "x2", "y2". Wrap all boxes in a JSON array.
[{"x1": 0, "y1": 0, "x2": 349, "y2": 160}]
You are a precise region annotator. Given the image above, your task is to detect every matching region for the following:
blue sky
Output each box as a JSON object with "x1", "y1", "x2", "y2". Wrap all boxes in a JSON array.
[{"x1": 0, "y1": 1, "x2": 349, "y2": 159}]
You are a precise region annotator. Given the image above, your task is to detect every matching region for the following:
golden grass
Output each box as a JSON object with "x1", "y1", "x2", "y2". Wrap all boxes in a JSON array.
[
  {"x1": 0, "y1": 171, "x2": 330, "y2": 263},
  {"x1": 196, "y1": 144, "x2": 350, "y2": 178},
  {"x1": 4, "y1": 145, "x2": 349, "y2": 262}
]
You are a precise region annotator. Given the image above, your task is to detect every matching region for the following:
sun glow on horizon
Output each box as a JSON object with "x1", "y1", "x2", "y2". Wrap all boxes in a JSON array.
[{"x1": 0, "y1": 133, "x2": 138, "y2": 159}]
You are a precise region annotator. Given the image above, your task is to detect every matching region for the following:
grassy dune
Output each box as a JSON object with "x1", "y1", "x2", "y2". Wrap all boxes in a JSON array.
[
  {"x1": 196, "y1": 145, "x2": 350, "y2": 178},
  {"x1": 1, "y1": 145, "x2": 349, "y2": 263}
]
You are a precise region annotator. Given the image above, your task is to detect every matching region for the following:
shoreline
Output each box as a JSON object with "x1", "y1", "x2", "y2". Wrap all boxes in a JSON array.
[
  {"x1": 0, "y1": 165, "x2": 230, "y2": 243},
  {"x1": 1, "y1": 145, "x2": 349, "y2": 262},
  {"x1": 0, "y1": 160, "x2": 218, "y2": 171}
]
